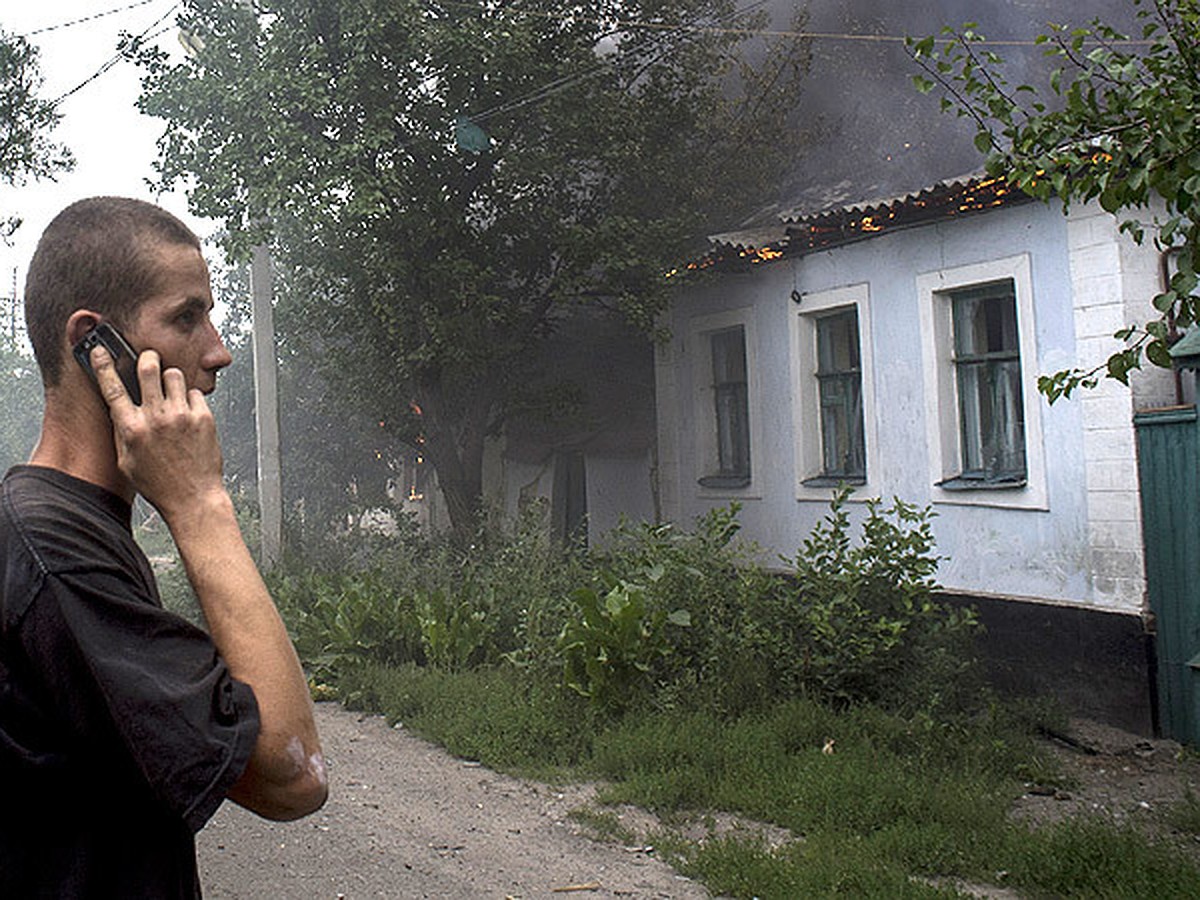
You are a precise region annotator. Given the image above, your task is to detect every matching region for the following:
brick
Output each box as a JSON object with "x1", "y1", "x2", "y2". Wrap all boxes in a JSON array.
[
  {"x1": 1085, "y1": 459, "x2": 1140, "y2": 493},
  {"x1": 1070, "y1": 242, "x2": 1122, "y2": 277},
  {"x1": 1082, "y1": 427, "x2": 1136, "y2": 460},
  {"x1": 1082, "y1": 392, "x2": 1135, "y2": 424},
  {"x1": 1089, "y1": 519, "x2": 1144, "y2": 550},
  {"x1": 1074, "y1": 302, "x2": 1125, "y2": 338},
  {"x1": 1087, "y1": 489, "x2": 1142, "y2": 522}
]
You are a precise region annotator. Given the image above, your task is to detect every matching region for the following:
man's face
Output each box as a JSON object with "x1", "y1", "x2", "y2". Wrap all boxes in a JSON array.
[{"x1": 123, "y1": 241, "x2": 232, "y2": 395}]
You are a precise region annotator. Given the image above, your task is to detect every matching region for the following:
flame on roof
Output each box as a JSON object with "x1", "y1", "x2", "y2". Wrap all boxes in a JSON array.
[{"x1": 691, "y1": 171, "x2": 1028, "y2": 273}]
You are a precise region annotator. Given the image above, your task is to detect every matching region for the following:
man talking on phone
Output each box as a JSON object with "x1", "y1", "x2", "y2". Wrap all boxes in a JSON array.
[{"x1": 0, "y1": 197, "x2": 326, "y2": 896}]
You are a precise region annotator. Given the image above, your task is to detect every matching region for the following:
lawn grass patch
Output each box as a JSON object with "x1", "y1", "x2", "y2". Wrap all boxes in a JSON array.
[
  {"x1": 335, "y1": 660, "x2": 598, "y2": 778},
  {"x1": 659, "y1": 831, "x2": 965, "y2": 899}
]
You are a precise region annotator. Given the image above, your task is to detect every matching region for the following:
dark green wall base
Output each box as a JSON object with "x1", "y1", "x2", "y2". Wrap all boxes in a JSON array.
[{"x1": 939, "y1": 593, "x2": 1157, "y2": 736}]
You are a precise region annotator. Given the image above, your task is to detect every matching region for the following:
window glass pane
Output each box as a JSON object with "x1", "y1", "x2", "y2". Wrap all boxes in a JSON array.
[
  {"x1": 951, "y1": 284, "x2": 1025, "y2": 480},
  {"x1": 952, "y1": 282, "x2": 1018, "y2": 357},
  {"x1": 815, "y1": 309, "x2": 865, "y2": 478},
  {"x1": 817, "y1": 311, "x2": 860, "y2": 373},
  {"x1": 711, "y1": 327, "x2": 746, "y2": 385},
  {"x1": 710, "y1": 327, "x2": 749, "y2": 478},
  {"x1": 819, "y1": 374, "x2": 865, "y2": 476}
]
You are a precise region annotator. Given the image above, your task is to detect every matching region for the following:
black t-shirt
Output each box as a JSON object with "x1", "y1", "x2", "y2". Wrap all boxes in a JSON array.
[{"x1": 0, "y1": 466, "x2": 260, "y2": 898}]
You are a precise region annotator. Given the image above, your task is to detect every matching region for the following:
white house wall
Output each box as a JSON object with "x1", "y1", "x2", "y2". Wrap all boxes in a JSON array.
[
  {"x1": 497, "y1": 449, "x2": 657, "y2": 546},
  {"x1": 659, "y1": 200, "x2": 1158, "y2": 614},
  {"x1": 586, "y1": 452, "x2": 658, "y2": 546}
]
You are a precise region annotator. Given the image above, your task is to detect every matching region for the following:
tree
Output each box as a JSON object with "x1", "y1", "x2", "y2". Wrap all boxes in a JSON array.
[
  {"x1": 131, "y1": 0, "x2": 808, "y2": 538},
  {"x1": 1, "y1": 28, "x2": 73, "y2": 236},
  {"x1": 206, "y1": 257, "x2": 410, "y2": 552},
  {"x1": 0, "y1": 332, "x2": 42, "y2": 471},
  {"x1": 908, "y1": 0, "x2": 1200, "y2": 401}
]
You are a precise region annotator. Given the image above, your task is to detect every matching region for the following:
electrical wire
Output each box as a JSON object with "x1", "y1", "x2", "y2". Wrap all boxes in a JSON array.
[
  {"x1": 21, "y1": 0, "x2": 166, "y2": 37},
  {"x1": 50, "y1": 2, "x2": 180, "y2": 106},
  {"x1": 467, "y1": 0, "x2": 774, "y2": 126}
]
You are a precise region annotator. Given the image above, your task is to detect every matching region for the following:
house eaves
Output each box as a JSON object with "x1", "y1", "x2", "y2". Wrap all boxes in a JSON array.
[{"x1": 693, "y1": 171, "x2": 1032, "y2": 273}]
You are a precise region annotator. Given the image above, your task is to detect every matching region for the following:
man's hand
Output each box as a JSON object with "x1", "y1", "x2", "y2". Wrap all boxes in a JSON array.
[{"x1": 91, "y1": 344, "x2": 225, "y2": 522}]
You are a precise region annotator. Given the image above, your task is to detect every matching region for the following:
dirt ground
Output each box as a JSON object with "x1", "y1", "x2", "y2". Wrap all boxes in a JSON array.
[
  {"x1": 197, "y1": 703, "x2": 1200, "y2": 899},
  {"x1": 1010, "y1": 717, "x2": 1200, "y2": 840},
  {"x1": 197, "y1": 702, "x2": 710, "y2": 899}
]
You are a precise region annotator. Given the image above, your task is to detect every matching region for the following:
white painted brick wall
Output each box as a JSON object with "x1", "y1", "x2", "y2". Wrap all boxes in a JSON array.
[{"x1": 1067, "y1": 202, "x2": 1147, "y2": 613}]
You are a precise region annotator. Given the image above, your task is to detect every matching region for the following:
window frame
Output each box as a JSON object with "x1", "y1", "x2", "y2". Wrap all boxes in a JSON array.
[
  {"x1": 706, "y1": 325, "x2": 751, "y2": 487},
  {"x1": 947, "y1": 282, "x2": 1027, "y2": 487},
  {"x1": 812, "y1": 308, "x2": 867, "y2": 484},
  {"x1": 917, "y1": 254, "x2": 1048, "y2": 510},
  {"x1": 690, "y1": 309, "x2": 762, "y2": 498},
  {"x1": 789, "y1": 283, "x2": 879, "y2": 501}
]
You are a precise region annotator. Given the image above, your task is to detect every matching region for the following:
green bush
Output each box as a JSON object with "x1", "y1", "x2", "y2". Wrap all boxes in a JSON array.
[
  {"x1": 747, "y1": 488, "x2": 981, "y2": 713},
  {"x1": 274, "y1": 488, "x2": 983, "y2": 719},
  {"x1": 415, "y1": 587, "x2": 492, "y2": 671},
  {"x1": 593, "y1": 505, "x2": 779, "y2": 714},
  {"x1": 271, "y1": 569, "x2": 424, "y2": 680}
]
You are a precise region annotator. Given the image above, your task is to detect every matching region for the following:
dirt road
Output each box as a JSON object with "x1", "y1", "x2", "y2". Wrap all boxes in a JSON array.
[{"x1": 197, "y1": 702, "x2": 710, "y2": 899}]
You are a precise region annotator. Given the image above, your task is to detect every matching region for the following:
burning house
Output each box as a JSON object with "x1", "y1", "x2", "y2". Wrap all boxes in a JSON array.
[{"x1": 653, "y1": 171, "x2": 1175, "y2": 734}]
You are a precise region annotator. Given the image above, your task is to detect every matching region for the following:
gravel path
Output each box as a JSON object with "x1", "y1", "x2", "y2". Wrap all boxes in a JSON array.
[{"x1": 197, "y1": 702, "x2": 711, "y2": 899}]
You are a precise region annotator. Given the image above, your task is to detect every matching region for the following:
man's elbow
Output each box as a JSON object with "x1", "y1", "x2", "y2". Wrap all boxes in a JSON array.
[
  {"x1": 229, "y1": 754, "x2": 330, "y2": 821},
  {"x1": 264, "y1": 770, "x2": 329, "y2": 821}
]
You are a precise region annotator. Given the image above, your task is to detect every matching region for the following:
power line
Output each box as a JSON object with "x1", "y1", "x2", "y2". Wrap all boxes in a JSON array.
[
  {"x1": 22, "y1": 0, "x2": 165, "y2": 38},
  {"x1": 51, "y1": 3, "x2": 180, "y2": 106},
  {"x1": 467, "y1": 0, "x2": 774, "y2": 126},
  {"x1": 435, "y1": 0, "x2": 1152, "y2": 48}
]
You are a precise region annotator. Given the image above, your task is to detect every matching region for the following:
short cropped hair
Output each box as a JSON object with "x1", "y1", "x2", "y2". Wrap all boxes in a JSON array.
[{"x1": 24, "y1": 196, "x2": 202, "y2": 385}]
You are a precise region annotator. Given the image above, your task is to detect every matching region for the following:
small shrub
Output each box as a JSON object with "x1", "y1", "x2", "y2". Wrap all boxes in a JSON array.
[
  {"x1": 751, "y1": 487, "x2": 982, "y2": 712},
  {"x1": 595, "y1": 505, "x2": 775, "y2": 714},
  {"x1": 271, "y1": 569, "x2": 423, "y2": 680}
]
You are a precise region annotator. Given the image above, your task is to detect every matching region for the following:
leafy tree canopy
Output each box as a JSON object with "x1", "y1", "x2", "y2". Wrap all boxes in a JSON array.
[
  {"x1": 909, "y1": 0, "x2": 1200, "y2": 401},
  {"x1": 1, "y1": 28, "x2": 73, "y2": 236},
  {"x1": 133, "y1": 0, "x2": 808, "y2": 535}
]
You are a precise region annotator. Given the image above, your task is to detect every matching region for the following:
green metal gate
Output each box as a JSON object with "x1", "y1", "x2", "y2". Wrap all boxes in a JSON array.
[{"x1": 1135, "y1": 405, "x2": 1200, "y2": 744}]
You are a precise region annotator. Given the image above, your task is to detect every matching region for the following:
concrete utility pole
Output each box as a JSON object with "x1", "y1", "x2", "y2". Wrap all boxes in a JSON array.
[{"x1": 250, "y1": 244, "x2": 283, "y2": 569}]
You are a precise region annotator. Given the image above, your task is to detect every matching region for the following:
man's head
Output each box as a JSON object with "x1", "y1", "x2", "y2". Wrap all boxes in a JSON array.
[{"x1": 24, "y1": 196, "x2": 206, "y2": 387}]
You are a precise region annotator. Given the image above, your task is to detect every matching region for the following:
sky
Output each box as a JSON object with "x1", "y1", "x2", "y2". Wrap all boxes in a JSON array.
[{"x1": 0, "y1": 0, "x2": 201, "y2": 307}]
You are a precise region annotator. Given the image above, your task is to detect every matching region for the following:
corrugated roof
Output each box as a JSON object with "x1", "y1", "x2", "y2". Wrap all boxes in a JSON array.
[
  {"x1": 701, "y1": 169, "x2": 1028, "y2": 267},
  {"x1": 778, "y1": 169, "x2": 988, "y2": 224}
]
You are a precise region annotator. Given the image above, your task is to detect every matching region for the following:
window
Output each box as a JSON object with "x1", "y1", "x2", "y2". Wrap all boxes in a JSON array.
[
  {"x1": 790, "y1": 283, "x2": 878, "y2": 499},
  {"x1": 812, "y1": 309, "x2": 866, "y2": 484},
  {"x1": 701, "y1": 326, "x2": 751, "y2": 488},
  {"x1": 946, "y1": 282, "x2": 1026, "y2": 486},
  {"x1": 917, "y1": 254, "x2": 1047, "y2": 509},
  {"x1": 688, "y1": 310, "x2": 759, "y2": 496}
]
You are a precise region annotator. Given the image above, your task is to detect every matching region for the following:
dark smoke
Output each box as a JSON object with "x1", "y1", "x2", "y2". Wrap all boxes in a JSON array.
[{"x1": 769, "y1": 0, "x2": 1139, "y2": 214}]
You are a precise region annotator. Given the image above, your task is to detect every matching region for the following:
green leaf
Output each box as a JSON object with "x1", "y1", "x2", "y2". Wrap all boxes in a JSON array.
[
  {"x1": 1154, "y1": 290, "x2": 1178, "y2": 313},
  {"x1": 1146, "y1": 339, "x2": 1173, "y2": 368}
]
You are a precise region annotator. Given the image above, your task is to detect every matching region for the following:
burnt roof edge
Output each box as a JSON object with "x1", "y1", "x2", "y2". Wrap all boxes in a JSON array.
[{"x1": 692, "y1": 171, "x2": 1032, "y2": 273}]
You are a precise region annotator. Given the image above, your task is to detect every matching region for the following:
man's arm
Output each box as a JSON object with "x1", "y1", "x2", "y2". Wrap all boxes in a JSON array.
[{"x1": 93, "y1": 347, "x2": 327, "y2": 820}]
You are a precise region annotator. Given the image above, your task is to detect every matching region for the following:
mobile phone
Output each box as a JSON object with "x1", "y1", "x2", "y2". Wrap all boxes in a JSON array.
[{"x1": 73, "y1": 322, "x2": 143, "y2": 405}]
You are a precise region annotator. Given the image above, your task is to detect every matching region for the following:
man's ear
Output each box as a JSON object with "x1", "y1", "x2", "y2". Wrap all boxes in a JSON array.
[{"x1": 65, "y1": 310, "x2": 102, "y2": 349}]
